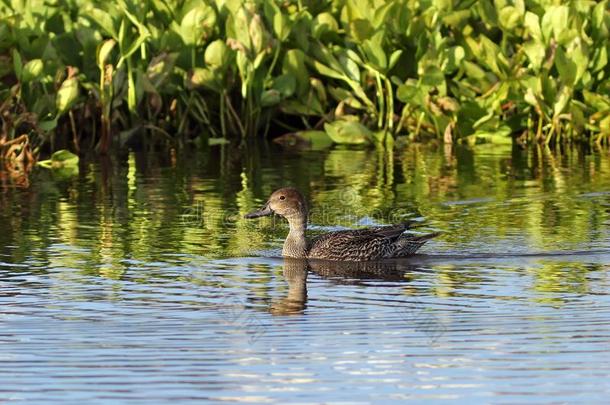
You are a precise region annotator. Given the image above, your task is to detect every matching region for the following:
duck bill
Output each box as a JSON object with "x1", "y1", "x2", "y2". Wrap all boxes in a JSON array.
[{"x1": 244, "y1": 204, "x2": 273, "y2": 219}]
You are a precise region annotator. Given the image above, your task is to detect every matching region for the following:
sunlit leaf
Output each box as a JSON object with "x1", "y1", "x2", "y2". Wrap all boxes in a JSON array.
[
  {"x1": 524, "y1": 12, "x2": 542, "y2": 42},
  {"x1": 553, "y1": 86, "x2": 572, "y2": 117},
  {"x1": 56, "y1": 77, "x2": 79, "y2": 115},
  {"x1": 498, "y1": 6, "x2": 522, "y2": 31},
  {"x1": 388, "y1": 50, "x2": 403, "y2": 71},
  {"x1": 205, "y1": 39, "x2": 230, "y2": 70},
  {"x1": 443, "y1": 46, "x2": 464, "y2": 73},
  {"x1": 312, "y1": 12, "x2": 338, "y2": 39},
  {"x1": 189, "y1": 68, "x2": 221, "y2": 92},
  {"x1": 180, "y1": 4, "x2": 216, "y2": 46},
  {"x1": 541, "y1": 5, "x2": 568, "y2": 44},
  {"x1": 523, "y1": 41, "x2": 545, "y2": 71},
  {"x1": 21, "y1": 59, "x2": 43, "y2": 82},
  {"x1": 37, "y1": 149, "x2": 79, "y2": 170},
  {"x1": 97, "y1": 39, "x2": 116, "y2": 69}
]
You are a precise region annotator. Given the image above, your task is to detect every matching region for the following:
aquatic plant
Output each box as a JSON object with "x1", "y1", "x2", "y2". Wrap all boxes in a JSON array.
[{"x1": 0, "y1": 0, "x2": 609, "y2": 162}]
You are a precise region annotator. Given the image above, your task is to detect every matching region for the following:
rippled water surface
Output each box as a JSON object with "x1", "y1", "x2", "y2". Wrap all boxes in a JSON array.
[{"x1": 1, "y1": 143, "x2": 610, "y2": 403}]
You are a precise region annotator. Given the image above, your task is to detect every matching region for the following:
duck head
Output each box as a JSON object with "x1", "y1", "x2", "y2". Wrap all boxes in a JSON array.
[{"x1": 244, "y1": 187, "x2": 308, "y2": 220}]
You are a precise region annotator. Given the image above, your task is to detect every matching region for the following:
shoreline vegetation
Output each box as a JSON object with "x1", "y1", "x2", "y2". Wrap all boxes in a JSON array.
[{"x1": 1, "y1": 0, "x2": 609, "y2": 170}]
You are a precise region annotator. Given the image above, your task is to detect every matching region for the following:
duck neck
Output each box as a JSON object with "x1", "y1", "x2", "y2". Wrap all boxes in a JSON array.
[{"x1": 283, "y1": 215, "x2": 308, "y2": 258}]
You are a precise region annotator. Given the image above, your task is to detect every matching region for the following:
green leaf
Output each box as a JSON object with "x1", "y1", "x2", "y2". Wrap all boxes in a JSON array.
[
  {"x1": 362, "y1": 33, "x2": 387, "y2": 71},
  {"x1": 88, "y1": 8, "x2": 118, "y2": 39},
  {"x1": 117, "y1": 29, "x2": 151, "y2": 69},
  {"x1": 312, "y1": 60, "x2": 345, "y2": 81},
  {"x1": 421, "y1": 65, "x2": 444, "y2": 87},
  {"x1": 298, "y1": 130, "x2": 333, "y2": 149},
  {"x1": 273, "y1": 10, "x2": 290, "y2": 41},
  {"x1": 312, "y1": 12, "x2": 338, "y2": 39},
  {"x1": 205, "y1": 39, "x2": 230, "y2": 70},
  {"x1": 324, "y1": 120, "x2": 372, "y2": 145},
  {"x1": 498, "y1": 6, "x2": 522, "y2": 31},
  {"x1": 553, "y1": 86, "x2": 572, "y2": 117},
  {"x1": 443, "y1": 10, "x2": 471, "y2": 28},
  {"x1": 272, "y1": 74, "x2": 296, "y2": 98},
  {"x1": 310, "y1": 77, "x2": 327, "y2": 107},
  {"x1": 388, "y1": 50, "x2": 403, "y2": 70},
  {"x1": 38, "y1": 118, "x2": 58, "y2": 132},
  {"x1": 249, "y1": 14, "x2": 266, "y2": 55},
  {"x1": 476, "y1": 35, "x2": 503, "y2": 76},
  {"x1": 56, "y1": 77, "x2": 79, "y2": 115},
  {"x1": 260, "y1": 89, "x2": 281, "y2": 107},
  {"x1": 180, "y1": 4, "x2": 216, "y2": 46},
  {"x1": 592, "y1": 1, "x2": 609, "y2": 41},
  {"x1": 281, "y1": 100, "x2": 320, "y2": 116},
  {"x1": 12, "y1": 49, "x2": 22, "y2": 80},
  {"x1": 282, "y1": 49, "x2": 309, "y2": 97},
  {"x1": 338, "y1": 51, "x2": 360, "y2": 81},
  {"x1": 208, "y1": 137, "x2": 230, "y2": 145},
  {"x1": 583, "y1": 90, "x2": 610, "y2": 111},
  {"x1": 396, "y1": 83, "x2": 420, "y2": 104},
  {"x1": 97, "y1": 39, "x2": 116, "y2": 70},
  {"x1": 524, "y1": 12, "x2": 542, "y2": 42},
  {"x1": 463, "y1": 61, "x2": 487, "y2": 80},
  {"x1": 555, "y1": 46, "x2": 577, "y2": 86},
  {"x1": 523, "y1": 41, "x2": 545, "y2": 71},
  {"x1": 146, "y1": 53, "x2": 177, "y2": 87},
  {"x1": 524, "y1": 88, "x2": 540, "y2": 108},
  {"x1": 37, "y1": 149, "x2": 79, "y2": 170},
  {"x1": 541, "y1": 5, "x2": 568, "y2": 44},
  {"x1": 230, "y1": 7, "x2": 252, "y2": 53},
  {"x1": 540, "y1": 75, "x2": 557, "y2": 108},
  {"x1": 349, "y1": 19, "x2": 373, "y2": 42},
  {"x1": 477, "y1": 0, "x2": 498, "y2": 26},
  {"x1": 570, "y1": 41, "x2": 589, "y2": 84},
  {"x1": 273, "y1": 130, "x2": 333, "y2": 150},
  {"x1": 443, "y1": 46, "x2": 464, "y2": 73},
  {"x1": 188, "y1": 68, "x2": 221, "y2": 92},
  {"x1": 21, "y1": 59, "x2": 43, "y2": 83},
  {"x1": 373, "y1": 2, "x2": 396, "y2": 30},
  {"x1": 468, "y1": 126, "x2": 513, "y2": 145},
  {"x1": 591, "y1": 46, "x2": 608, "y2": 73}
]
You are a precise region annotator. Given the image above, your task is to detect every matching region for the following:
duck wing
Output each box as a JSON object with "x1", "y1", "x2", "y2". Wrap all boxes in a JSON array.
[{"x1": 308, "y1": 222, "x2": 416, "y2": 261}]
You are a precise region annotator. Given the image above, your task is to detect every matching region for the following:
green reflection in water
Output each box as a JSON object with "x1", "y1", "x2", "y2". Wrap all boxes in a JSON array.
[{"x1": 1, "y1": 144, "x2": 609, "y2": 300}]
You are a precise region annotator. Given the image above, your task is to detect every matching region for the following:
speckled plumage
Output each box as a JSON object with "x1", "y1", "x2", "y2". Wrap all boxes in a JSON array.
[
  {"x1": 245, "y1": 187, "x2": 439, "y2": 261},
  {"x1": 307, "y1": 223, "x2": 439, "y2": 261}
]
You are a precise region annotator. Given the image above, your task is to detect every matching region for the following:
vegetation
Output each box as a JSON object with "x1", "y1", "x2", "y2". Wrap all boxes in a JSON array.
[{"x1": 1, "y1": 0, "x2": 610, "y2": 166}]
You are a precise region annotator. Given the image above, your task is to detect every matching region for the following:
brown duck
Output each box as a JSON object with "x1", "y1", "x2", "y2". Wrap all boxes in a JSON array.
[{"x1": 245, "y1": 187, "x2": 439, "y2": 261}]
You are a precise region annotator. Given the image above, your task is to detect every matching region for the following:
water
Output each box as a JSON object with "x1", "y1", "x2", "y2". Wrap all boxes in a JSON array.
[{"x1": 1, "y1": 142, "x2": 609, "y2": 403}]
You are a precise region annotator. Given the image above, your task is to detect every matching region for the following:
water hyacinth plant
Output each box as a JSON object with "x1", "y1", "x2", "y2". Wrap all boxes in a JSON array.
[{"x1": 0, "y1": 0, "x2": 609, "y2": 163}]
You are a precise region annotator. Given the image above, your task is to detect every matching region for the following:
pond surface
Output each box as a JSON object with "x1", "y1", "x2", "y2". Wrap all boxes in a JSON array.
[{"x1": 1, "y1": 142, "x2": 610, "y2": 403}]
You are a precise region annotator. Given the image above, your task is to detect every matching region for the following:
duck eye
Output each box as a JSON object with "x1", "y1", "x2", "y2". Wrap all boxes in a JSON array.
[{"x1": 279, "y1": 196, "x2": 285, "y2": 200}]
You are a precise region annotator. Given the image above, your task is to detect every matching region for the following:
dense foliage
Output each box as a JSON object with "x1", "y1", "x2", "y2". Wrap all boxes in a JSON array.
[{"x1": 1, "y1": 0, "x2": 610, "y2": 161}]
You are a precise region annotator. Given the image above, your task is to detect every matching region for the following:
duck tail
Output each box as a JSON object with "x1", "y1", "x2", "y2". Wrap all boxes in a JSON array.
[{"x1": 393, "y1": 232, "x2": 440, "y2": 256}]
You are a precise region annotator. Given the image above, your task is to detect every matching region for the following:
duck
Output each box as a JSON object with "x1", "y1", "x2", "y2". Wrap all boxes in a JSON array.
[{"x1": 244, "y1": 187, "x2": 439, "y2": 261}]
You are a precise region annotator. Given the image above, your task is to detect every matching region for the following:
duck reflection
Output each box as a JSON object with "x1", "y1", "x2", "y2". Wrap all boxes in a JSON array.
[
  {"x1": 270, "y1": 258, "x2": 419, "y2": 315},
  {"x1": 269, "y1": 258, "x2": 308, "y2": 315},
  {"x1": 308, "y1": 258, "x2": 418, "y2": 282}
]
